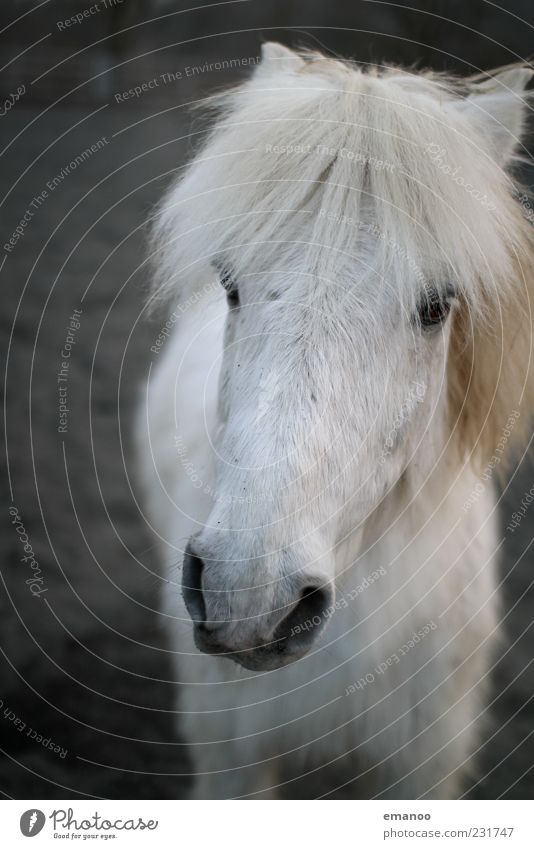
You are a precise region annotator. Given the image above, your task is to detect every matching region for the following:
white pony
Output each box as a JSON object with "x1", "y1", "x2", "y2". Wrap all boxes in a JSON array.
[{"x1": 138, "y1": 44, "x2": 534, "y2": 799}]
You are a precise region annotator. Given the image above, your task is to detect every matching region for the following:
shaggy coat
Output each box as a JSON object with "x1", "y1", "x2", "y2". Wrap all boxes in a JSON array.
[{"x1": 138, "y1": 43, "x2": 534, "y2": 798}]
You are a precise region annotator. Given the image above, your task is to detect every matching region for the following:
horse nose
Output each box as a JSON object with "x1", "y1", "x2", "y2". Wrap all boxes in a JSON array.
[
  {"x1": 182, "y1": 544, "x2": 208, "y2": 625},
  {"x1": 182, "y1": 542, "x2": 334, "y2": 669},
  {"x1": 271, "y1": 582, "x2": 334, "y2": 656}
]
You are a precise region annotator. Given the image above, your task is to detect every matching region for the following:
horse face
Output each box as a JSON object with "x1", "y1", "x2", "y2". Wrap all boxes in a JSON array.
[
  {"x1": 182, "y1": 248, "x2": 455, "y2": 670},
  {"x1": 157, "y1": 49, "x2": 534, "y2": 670}
]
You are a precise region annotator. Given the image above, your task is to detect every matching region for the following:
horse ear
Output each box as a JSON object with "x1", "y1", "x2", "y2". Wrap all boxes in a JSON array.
[
  {"x1": 257, "y1": 42, "x2": 304, "y2": 74},
  {"x1": 461, "y1": 66, "x2": 533, "y2": 165}
]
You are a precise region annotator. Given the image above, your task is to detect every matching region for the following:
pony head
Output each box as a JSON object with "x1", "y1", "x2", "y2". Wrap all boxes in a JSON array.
[{"x1": 151, "y1": 44, "x2": 534, "y2": 669}]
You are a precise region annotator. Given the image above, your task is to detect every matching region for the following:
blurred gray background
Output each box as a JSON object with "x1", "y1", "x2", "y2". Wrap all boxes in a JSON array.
[{"x1": 1, "y1": 0, "x2": 533, "y2": 799}]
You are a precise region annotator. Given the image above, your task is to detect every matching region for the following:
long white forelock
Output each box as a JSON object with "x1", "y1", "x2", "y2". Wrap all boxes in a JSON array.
[{"x1": 150, "y1": 51, "x2": 531, "y2": 316}]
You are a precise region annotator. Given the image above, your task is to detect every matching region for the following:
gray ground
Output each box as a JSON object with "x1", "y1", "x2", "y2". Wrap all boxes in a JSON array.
[{"x1": 1, "y1": 40, "x2": 534, "y2": 800}]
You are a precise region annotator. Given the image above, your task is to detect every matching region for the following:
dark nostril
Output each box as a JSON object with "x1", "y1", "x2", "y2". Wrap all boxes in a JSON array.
[
  {"x1": 182, "y1": 544, "x2": 207, "y2": 625},
  {"x1": 273, "y1": 584, "x2": 332, "y2": 651}
]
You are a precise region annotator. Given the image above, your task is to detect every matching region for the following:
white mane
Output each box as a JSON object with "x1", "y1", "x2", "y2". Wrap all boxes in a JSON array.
[{"x1": 150, "y1": 51, "x2": 531, "y2": 319}]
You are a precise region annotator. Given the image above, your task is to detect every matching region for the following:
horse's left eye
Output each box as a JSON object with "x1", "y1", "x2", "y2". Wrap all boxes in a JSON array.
[
  {"x1": 225, "y1": 287, "x2": 239, "y2": 308},
  {"x1": 218, "y1": 267, "x2": 239, "y2": 307},
  {"x1": 417, "y1": 288, "x2": 452, "y2": 330}
]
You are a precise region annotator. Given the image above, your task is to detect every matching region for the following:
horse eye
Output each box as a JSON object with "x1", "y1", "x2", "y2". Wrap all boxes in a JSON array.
[
  {"x1": 218, "y1": 267, "x2": 239, "y2": 307},
  {"x1": 225, "y1": 287, "x2": 239, "y2": 307},
  {"x1": 417, "y1": 288, "x2": 452, "y2": 330}
]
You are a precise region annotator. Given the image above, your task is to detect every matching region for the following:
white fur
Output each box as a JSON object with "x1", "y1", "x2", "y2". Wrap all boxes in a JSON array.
[{"x1": 137, "y1": 46, "x2": 533, "y2": 798}]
